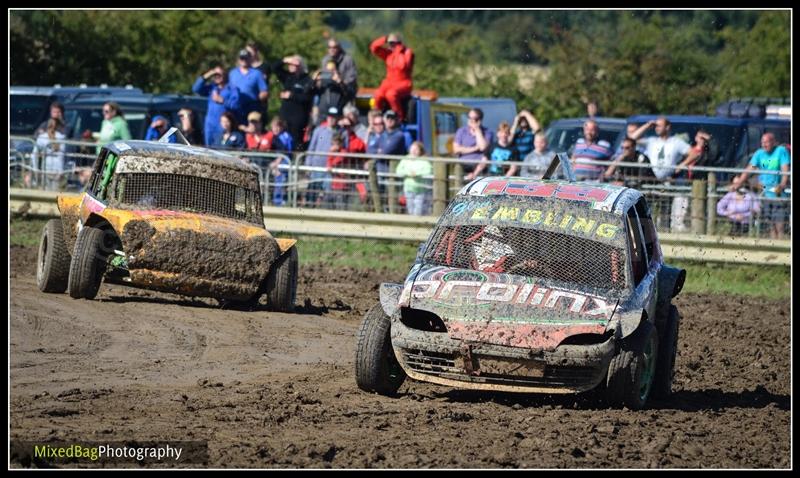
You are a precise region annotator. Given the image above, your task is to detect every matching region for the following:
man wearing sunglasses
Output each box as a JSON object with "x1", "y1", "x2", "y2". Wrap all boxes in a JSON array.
[
  {"x1": 319, "y1": 38, "x2": 358, "y2": 109},
  {"x1": 369, "y1": 33, "x2": 414, "y2": 122},
  {"x1": 602, "y1": 137, "x2": 655, "y2": 188}
]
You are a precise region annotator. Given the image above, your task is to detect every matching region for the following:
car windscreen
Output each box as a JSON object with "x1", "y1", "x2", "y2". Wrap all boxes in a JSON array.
[
  {"x1": 637, "y1": 122, "x2": 744, "y2": 169},
  {"x1": 545, "y1": 123, "x2": 624, "y2": 154},
  {"x1": 11, "y1": 94, "x2": 51, "y2": 135},
  {"x1": 423, "y1": 195, "x2": 629, "y2": 293}
]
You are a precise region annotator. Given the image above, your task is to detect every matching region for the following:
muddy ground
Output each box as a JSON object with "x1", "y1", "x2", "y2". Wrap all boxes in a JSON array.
[{"x1": 9, "y1": 245, "x2": 791, "y2": 468}]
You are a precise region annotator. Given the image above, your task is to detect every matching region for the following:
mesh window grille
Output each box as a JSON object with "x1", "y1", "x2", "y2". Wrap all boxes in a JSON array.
[
  {"x1": 113, "y1": 173, "x2": 263, "y2": 225},
  {"x1": 423, "y1": 224, "x2": 627, "y2": 291}
]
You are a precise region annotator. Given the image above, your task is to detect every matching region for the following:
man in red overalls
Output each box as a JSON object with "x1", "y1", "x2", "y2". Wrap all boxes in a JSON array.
[{"x1": 369, "y1": 33, "x2": 414, "y2": 122}]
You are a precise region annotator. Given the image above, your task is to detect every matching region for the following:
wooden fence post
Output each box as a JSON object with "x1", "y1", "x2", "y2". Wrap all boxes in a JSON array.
[
  {"x1": 388, "y1": 159, "x2": 398, "y2": 214},
  {"x1": 368, "y1": 160, "x2": 381, "y2": 213},
  {"x1": 454, "y1": 163, "x2": 464, "y2": 198},
  {"x1": 706, "y1": 172, "x2": 716, "y2": 235},
  {"x1": 691, "y1": 179, "x2": 707, "y2": 235},
  {"x1": 432, "y1": 159, "x2": 448, "y2": 216}
]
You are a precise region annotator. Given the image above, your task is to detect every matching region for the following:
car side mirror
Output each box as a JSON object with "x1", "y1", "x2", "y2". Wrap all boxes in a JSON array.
[{"x1": 159, "y1": 127, "x2": 190, "y2": 145}]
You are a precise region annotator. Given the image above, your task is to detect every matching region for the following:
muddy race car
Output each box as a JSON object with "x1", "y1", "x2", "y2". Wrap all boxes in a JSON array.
[
  {"x1": 356, "y1": 156, "x2": 686, "y2": 409},
  {"x1": 36, "y1": 134, "x2": 298, "y2": 311}
]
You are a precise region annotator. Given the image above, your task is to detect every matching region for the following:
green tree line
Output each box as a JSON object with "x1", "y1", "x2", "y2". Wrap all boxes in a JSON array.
[{"x1": 10, "y1": 10, "x2": 790, "y2": 125}]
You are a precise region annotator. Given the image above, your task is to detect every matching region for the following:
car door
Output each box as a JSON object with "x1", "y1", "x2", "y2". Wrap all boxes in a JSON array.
[{"x1": 626, "y1": 203, "x2": 658, "y2": 322}]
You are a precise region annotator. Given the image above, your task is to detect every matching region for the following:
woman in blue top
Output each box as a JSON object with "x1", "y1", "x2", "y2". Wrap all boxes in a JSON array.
[{"x1": 217, "y1": 112, "x2": 246, "y2": 150}]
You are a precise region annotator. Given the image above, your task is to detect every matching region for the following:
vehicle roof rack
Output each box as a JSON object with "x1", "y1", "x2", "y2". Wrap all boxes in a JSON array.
[
  {"x1": 716, "y1": 97, "x2": 791, "y2": 119},
  {"x1": 727, "y1": 97, "x2": 790, "y2": 106}
]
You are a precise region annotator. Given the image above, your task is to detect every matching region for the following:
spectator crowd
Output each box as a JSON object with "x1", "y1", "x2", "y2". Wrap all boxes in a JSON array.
[{"x1": 24, "y1": 35, "x2": 790, "y2": 233}]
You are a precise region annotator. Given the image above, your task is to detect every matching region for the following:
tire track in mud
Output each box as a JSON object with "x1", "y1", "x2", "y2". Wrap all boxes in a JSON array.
[{"x1": 9, "y1": 246, "x2": 790, "y2": 468}]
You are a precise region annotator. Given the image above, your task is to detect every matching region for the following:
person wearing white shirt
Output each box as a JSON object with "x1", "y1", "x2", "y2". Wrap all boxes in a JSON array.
[
  {"x1": 630, "y1": 117, "x2": 691, "y2": 180},
  {"x1": 630, "y1": 117, "x2": 692, "y2": 232},
  {"x1": 31, "y1": 118, "x2": 67, "y2": 191}
]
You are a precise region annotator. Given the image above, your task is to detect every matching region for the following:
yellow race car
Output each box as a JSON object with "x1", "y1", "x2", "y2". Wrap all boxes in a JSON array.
[{"x1": 36, "y1": 137, "x2": 298, "y2": 311}]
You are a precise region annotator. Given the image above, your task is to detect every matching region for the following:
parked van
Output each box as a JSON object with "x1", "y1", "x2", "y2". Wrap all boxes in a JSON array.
[
  {"x1": 10, "y1": 85, "x2": 143, "y2": 137},
  {"x1": 64, "y1": 93, "x2": 207, "y2": 141},
  {"x1": 355, "y1": 88, "x2": 516, "y2": 157}
]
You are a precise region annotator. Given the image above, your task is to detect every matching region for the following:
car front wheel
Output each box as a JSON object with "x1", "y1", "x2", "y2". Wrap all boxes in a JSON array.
[
  {"x1": 265, "y1": 246, "x2": 298, "y2": 312},
  {"x1": 653, "y1": 305, "x2": 680, "y2": 398},
  {"x1": 67, "y1": 226, "x2": 109, "y2": 300},
  {"x1": 37, "y1": 219, "x2": 71, "y2": 293},
  {"x1": 355, "y1": 304, "x2": 406, "y2": 395},
  {"x1": 603, "y1": 322, "x2": 659, "y2": 410}
]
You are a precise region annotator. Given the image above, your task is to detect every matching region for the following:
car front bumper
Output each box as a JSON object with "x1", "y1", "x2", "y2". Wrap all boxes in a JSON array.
[{"x1": 391, "y1": 318, "x2": 616, "y2": 393}]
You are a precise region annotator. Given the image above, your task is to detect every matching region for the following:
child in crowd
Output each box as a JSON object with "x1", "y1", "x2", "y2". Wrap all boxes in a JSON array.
[
  {"x1": 395, "y1": 141, "x2": 433, "y2": 216},
  {"x1": 326, "y1": 134, "x2": 349, "y2": 209},
  {"x1": 716, "y1": 182, "x2": 761, "y2": 236}
]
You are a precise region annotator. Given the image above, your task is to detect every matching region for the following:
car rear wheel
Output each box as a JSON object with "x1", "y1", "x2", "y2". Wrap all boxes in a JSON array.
[
  {"x1": 265, "y1": 246, "x2": 298, "y2": 312},
  {"x1": 37, "y1": 219, "x2": 71, "y2": 293},
  {"x1": 68, "y1": 226, "x2": 109, "y2": 300},
  {"x1": 355, "y1": 303, "x2": 406, "y2": 395},
  {"x1": 604, "y1": 322, "x2": 658, "y2": 410},
  {"x1": 652, "y1": 305, "x2": 680, "y2": 399}
]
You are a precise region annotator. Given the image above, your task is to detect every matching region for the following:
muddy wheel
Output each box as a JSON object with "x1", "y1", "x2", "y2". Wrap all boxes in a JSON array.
[
  {"x1": 355, "y1": 303, "x2": 406, "y2": 395},
  {"x1": 68, "y1": 226, "x2": 109, "y2": 300},
  {"x1": 265, "y1": 246, "x2": 298, "y2": 312},
  {"x1": 652, "y1": 305, "x2": 680, "y2": 399},
  {"x1": 37, "y1": 219, "x2": 72, "y2": 293},
  {"x1": 604, "y1": 323, "x2": 658, "y2": 410}
]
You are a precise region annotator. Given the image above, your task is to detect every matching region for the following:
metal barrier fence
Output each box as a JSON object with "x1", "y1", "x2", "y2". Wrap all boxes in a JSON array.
[
  {"x1": 8, "y1": 136, "x2": 792, "y2": 240},
  {"x1": 9, "y1": 187, "x2": 791, "y2": 266}
]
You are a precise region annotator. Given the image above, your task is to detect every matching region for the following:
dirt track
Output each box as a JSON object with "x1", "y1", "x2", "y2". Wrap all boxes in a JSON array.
[{"x1": 9, "y1": 245, "x2": 791, "y2": 468}]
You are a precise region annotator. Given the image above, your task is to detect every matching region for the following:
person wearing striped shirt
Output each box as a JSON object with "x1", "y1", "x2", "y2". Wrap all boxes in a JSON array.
[{"x1": 570, "y1": 119, "x2": 613, "y2": 181}]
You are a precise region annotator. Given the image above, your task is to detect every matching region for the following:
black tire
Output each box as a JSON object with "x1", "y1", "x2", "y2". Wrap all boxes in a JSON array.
[
  {"x1": 265, "y1": 246, "x2": 298, "y2": 312},
  {"x1": 355, "y1": 303, "x2": 406, "y2": 395},
  {"x1": 67, "y1": 226, "x2": 109, "y2": 300},
  {"x1": 37, "y1": 219, "x2": 72, "y2": 293},
  {"x1": 603, "y1": 323, "x2": 659, "y2": 410},
  {"x1": 652, "y1": 305, "x2": 681, "y2": 399}
]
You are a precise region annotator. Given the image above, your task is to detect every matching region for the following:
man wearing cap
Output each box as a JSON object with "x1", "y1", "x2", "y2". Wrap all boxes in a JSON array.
[
  {"x1": 304, "y1": 106, "x2": 343, "y2": 207},
  {"x1": 144, "y1": 115, "x2": 177, "y2": 143},
  {"x1": 369, "y1": 33, "x2": 414, "y2": 122},
  {"x1": 366, "y1": 110, "x2": 408, "y2": 205},
  {"x1": 192, "y1": 65, "x2": 242, "y2": 146},
  {"x1": 229, "y1": 49, "x2": 269, "y2": 125}
]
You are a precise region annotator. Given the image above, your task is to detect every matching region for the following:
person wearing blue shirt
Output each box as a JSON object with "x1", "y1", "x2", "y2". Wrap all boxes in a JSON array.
[
  {"x1": 379, "y1": 110, "x2": 407, "y2": 155},
  {"x1": 468, "y1": 122, "x2": 520, "y2": 180},
  {"x1": 731, "y1": 132, "x2": 791, "y2": 239},
  {"x1": 143, "y1": 115, "x2": 177, "y2": 143},
  {"x1": 228, "y1": 49, "x2": 269, "y2": 125},
  {"x1": 374, "y1": 110, "x2": 407, "y2": 178},
  {"x1": 217, "y1": 111, "x2": 246, "y2": 150},
  {"x1": 192, "y1": 66, "x2": 241, "y2": 147},
  {"x1": 366, "y1": 112, "x2": 386, "y2": 155}
]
